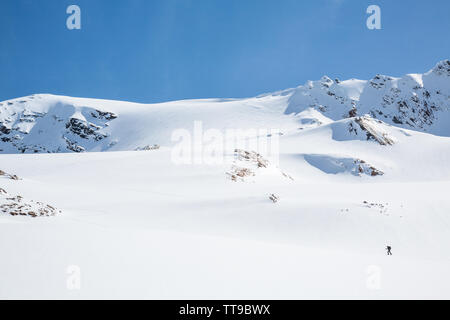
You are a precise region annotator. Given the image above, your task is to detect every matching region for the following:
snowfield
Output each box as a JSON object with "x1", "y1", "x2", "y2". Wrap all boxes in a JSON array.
[{"x1": 1, "y1": 61, "x2": 450, "y2": 299}]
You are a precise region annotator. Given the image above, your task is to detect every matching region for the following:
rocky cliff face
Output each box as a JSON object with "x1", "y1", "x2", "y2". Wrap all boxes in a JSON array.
[
  {"x1": 357, "y1": 60, "x2": 450, "y2": 133},
  {"x1": 0, "y1": 95, "x2": 117, "y2": 153},
  {"x1": 286, "y1": 60, "x2": 450, "y2": 134}
]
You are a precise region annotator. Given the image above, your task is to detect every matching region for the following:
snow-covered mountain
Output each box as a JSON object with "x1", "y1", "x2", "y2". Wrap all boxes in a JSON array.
[
  {"x1": 2, "y1": 60, "x2": 450, "y2": 299},
  {"x1": 286, "y1": 60, "x2": 450, "y2": 134},
  {"x1": 1, "y1": 60, "x2": 449, "y2": 154}
]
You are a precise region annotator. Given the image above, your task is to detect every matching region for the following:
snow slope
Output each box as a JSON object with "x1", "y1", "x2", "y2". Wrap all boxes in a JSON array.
[
  {"x1": 1, "y1": 146, "x2": 450, "y2": 299},
  {"x1": 1, "y1": 60, "x2": 450, "y2": 299}
]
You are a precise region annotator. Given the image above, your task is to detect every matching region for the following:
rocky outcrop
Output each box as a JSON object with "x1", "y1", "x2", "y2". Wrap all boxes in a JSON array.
[
  {"x1": 354, "y1": 159, "x2": 384, "y2": 177},
  {"x1": 304, "y1": 154, "x2": 384, "y2": 177},
  {"x1": 0, "y1": 169, "x2": 20, "y2": 180},
  {"x1": 66, "y1": 118, "x2": 106, "y2": 141},
  {"x1": 348, "y1": 116, "x2": 395, "y2": 146},
  {"x1": 234, "y1": 149, "x2": 269, "y2": 168},
  {"x1": 285, "y1": 60, "x2": 450, "y2": 135},
  {"x1": 0, "y1": 96, "x2": 117, "y2": 153},
  {"x1": 432, "y1": 59, "x2": 450, "y2": 77},
  {"x1": 135, "y1": 144, "x2": 160, "y2": 151},
  {"x1": 0, "y1": 189, "x2": 61, "y2": 218},
  {"x1": 227, "y1": 149, "x2": 293, "y2": 182}
]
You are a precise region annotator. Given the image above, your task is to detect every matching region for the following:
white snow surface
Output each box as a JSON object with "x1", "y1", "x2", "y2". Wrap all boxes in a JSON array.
[{"x1": 1, "y1": 60, "x2": 450, "y2": 299}]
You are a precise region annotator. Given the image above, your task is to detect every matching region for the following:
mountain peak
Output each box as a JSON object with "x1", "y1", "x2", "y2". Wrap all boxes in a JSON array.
[
  {"x1": 431, "y1": 59, "x2": 450, "y2": 76},
  {"x1": 1, "y1": 60, "x2": 450, "y2": 154}
]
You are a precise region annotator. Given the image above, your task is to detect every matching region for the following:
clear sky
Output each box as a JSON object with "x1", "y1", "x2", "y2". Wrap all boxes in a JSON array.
[{"x1": 1, "y1": 0, "x2": 449, "y2": 103}]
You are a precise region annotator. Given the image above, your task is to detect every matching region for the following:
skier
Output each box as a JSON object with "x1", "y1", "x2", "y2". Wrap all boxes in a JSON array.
[{"x1": 386, "y1": 245, "x2": 392, "y2": 256}]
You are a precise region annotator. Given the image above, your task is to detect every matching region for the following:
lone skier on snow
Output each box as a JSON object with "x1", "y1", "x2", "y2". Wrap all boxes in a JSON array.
[{"x1": 386, "y1": 246, "x2": 392, "y2": 256}]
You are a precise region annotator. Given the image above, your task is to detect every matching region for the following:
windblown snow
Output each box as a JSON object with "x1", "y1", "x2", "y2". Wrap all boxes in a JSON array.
[{"x1": 1, "y1": 60, "x2": 450, "y2": 299}]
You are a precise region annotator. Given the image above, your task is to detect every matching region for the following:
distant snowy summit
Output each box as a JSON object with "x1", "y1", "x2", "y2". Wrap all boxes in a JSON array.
[
  {"x1": 0, "y1": 60, "x2": 449, "y2": 154},
  {"x1": 285, "y1": 59, "x2": 450, "y2": 133}
]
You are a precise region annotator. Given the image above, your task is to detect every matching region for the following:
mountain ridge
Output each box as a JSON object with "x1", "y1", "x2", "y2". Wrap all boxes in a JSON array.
[{"x1": 0, "y1": 60, "x2": 449, "y2": 154}]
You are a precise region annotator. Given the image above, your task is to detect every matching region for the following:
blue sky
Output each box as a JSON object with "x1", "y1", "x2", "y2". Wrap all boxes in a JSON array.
[{"x1": 1, "y1": 0, "x2": 449, "y2": 103}]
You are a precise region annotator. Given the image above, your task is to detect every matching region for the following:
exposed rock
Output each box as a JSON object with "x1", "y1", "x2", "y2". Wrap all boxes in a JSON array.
[
  {"x1": 227, "y1": 166, "x2": 255, "y2": 182},
  {"x1": 363, "y1": 201, "x2": 389, "y2": 215},
  {"x1": 66, "y1": 118, "x2": 107, "y2": 141},
  {"x1": 432, "y1": 59, "x2": 450, "y2": 77},
  {"x1": 91, "y1": 110, "x2": 117, "y2": 121},
  {"x1": 286, "y1": 60, "x2": 450, "y2": 135},
  {"x1": 355, "y1": 159, "x2": 384, "y2": 177},
  {"x1": 0, "y1": 169, "x2": 21, "y2": 180},
  {"x1": 304, "y1": 154, "x2": 384, "y2": 177},
  {"x1": 369, "y1": 74, "x2": 393, "y2": 89},
  {"x1": 227, "y1": 149, "x2": 293, "y2": 182},
  {"x1": 135, "y1": 144, "x2": 160, "y2": 151},
  {"x1": 0, "y1": 100, "x2": 117, "y2": 154},
  {"x1": 0, "y1": 124, "x2": 11, "y2": 135},
  {"x1": 347, "y1": 107, "x2": 357, "y2": 118},
  {"x1": 0, "y1": 192, "x2": 61, "y2": 218},
  {"x1": 349, "y1": 116, "x2": 395, "y2": 146},
  {"x1": 234, "y1": 149, "x2": 269, "y2": 168}
]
